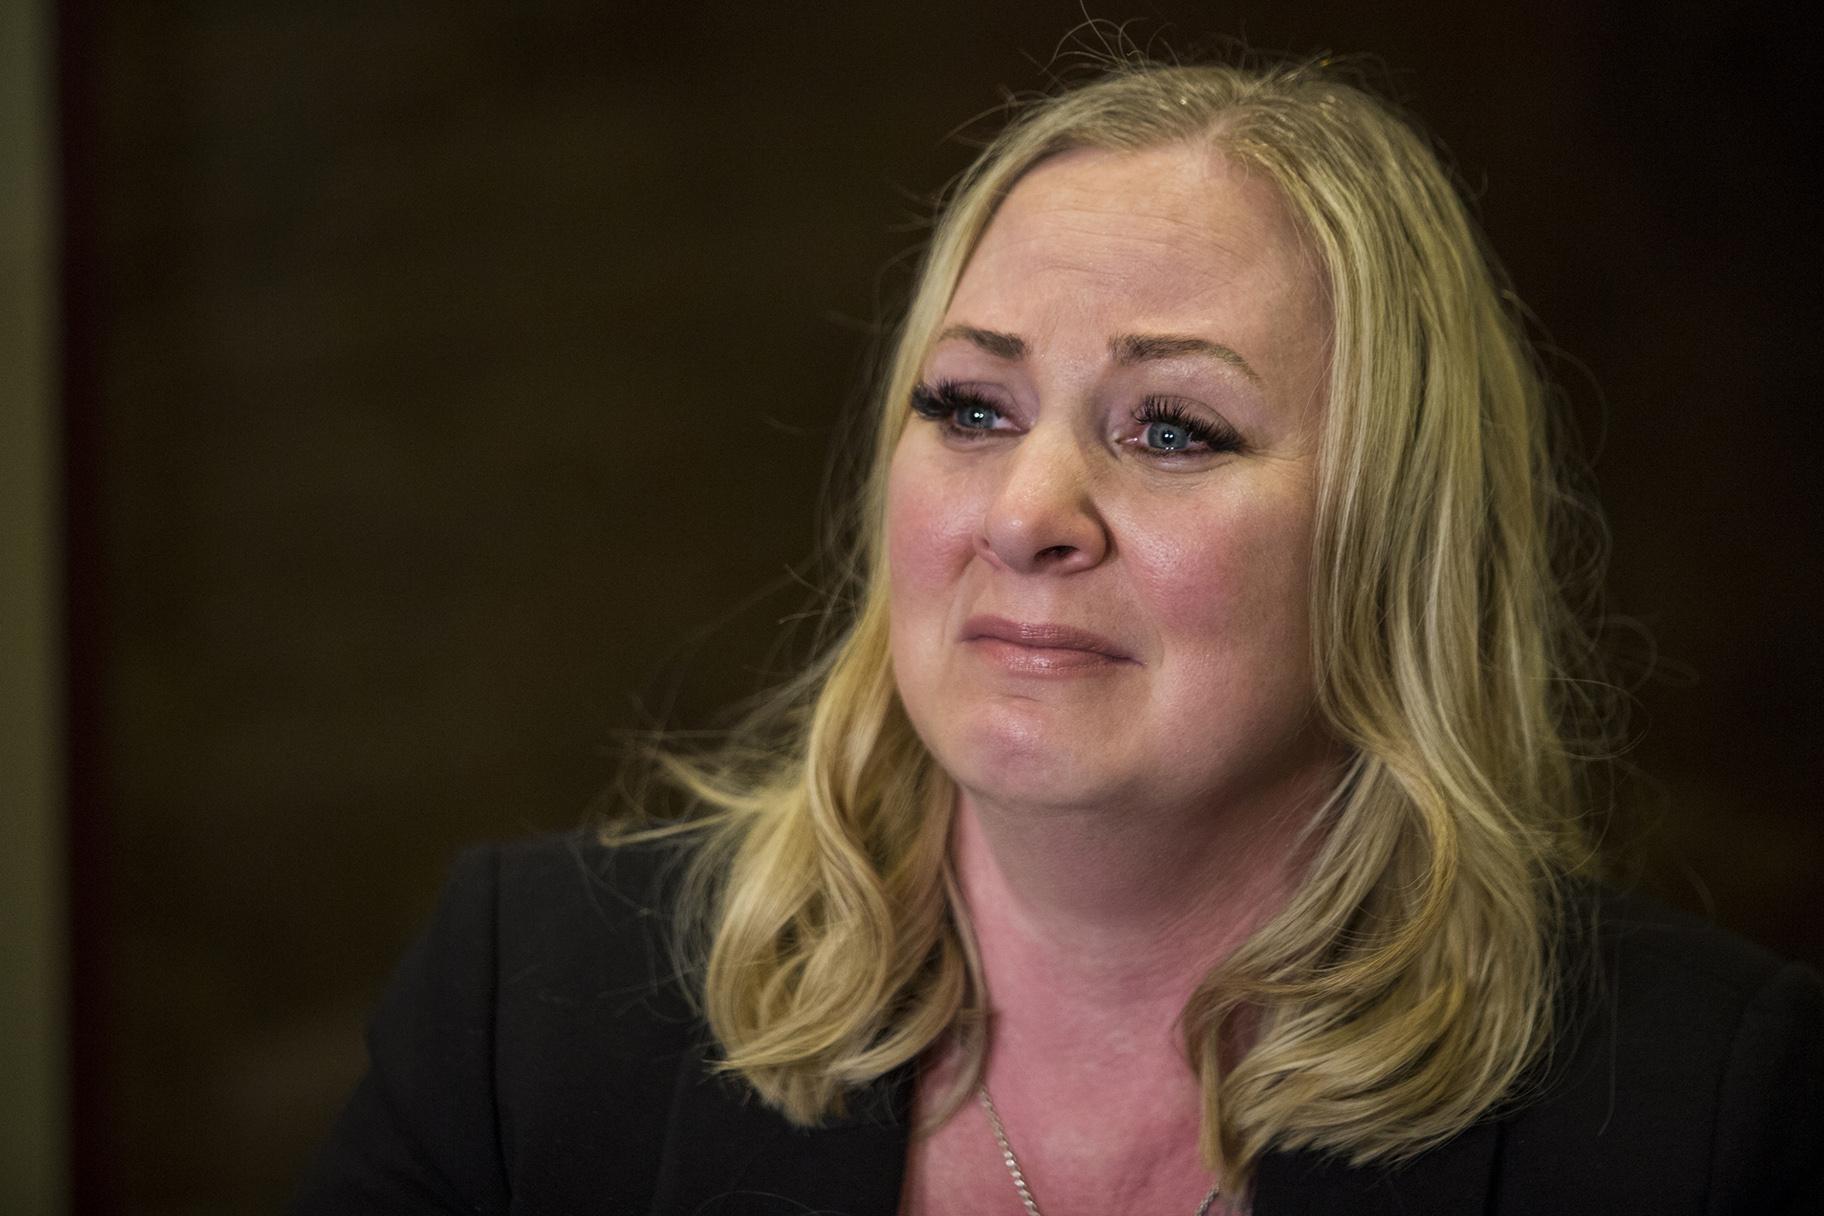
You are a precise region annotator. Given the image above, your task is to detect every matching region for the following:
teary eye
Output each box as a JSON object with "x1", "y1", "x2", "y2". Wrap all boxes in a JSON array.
[
  {"x1": 1142, "y1": 419, "x2": 1194, "y2": 452},
  {"x1": 1132, "y1": 397, "x2": 1245, "y2": 458},
  {"x1": 910, "y1": 382, "x2": 1008, "y2": 441}
]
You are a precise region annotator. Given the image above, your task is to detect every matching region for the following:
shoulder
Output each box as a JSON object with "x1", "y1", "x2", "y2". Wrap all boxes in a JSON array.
[
  {"x1": 467, "y1": 825, "x2": 710, "y2": 1091},
  {"x1": 486, "y1": 825, "x2": 701, "y2": 1007},
  {"x1": 1257, "y1": 887, "x2": 1822, "y2": 1216},
  {"x1": 1499, "y1": 884, "x2": 1824, "y2": 1213},
  {"x1": 1583, "y1": 883, "x2": 1810, "y2": 1011},
  {"x1": 395, "y1": 826, "x2": 703, "y2": 1052},
  {"x1": 492, "y1": 826, "x2": 711, "y2": 1062},
  {"x1": 293, "y1": 826, "x2": 714, "y2": 1214}
]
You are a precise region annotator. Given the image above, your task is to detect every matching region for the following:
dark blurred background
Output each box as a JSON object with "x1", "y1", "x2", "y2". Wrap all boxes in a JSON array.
[{"x1": 3, "y1": 0, "x2": 1816, "y2": 1212}]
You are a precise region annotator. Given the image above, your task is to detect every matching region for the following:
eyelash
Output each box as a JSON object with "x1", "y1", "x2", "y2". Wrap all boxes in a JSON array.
[{"x1": 908, "y1": 381, "x2": 1245, "y2": 458}]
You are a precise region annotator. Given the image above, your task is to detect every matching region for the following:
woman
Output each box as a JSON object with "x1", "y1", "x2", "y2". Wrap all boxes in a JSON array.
[{"x1": 294, "y1": 58, "x2": 1822, "y2": 1215}]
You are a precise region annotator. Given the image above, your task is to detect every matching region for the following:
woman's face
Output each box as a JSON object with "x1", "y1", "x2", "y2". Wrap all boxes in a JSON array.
[{"x1": 885, "y1": 142, "x2": 1336, "y2": 820}]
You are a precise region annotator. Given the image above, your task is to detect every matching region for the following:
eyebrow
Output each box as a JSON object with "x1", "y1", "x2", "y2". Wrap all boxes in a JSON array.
[
  {"x1": 935, "y1": 324, "x2": 1261, "y2": 385},
  {"x1": 936, "y1": 324, "x2": 1027, "y2": 360},
  {"x1": 1111, "y1": 333, "x2": 1262, "y2": 385}
]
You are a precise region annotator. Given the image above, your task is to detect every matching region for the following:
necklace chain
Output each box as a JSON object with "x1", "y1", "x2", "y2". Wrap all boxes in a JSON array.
[{"x1": 976, "y1": 1083, "x2": 1221, "y2": 1216}]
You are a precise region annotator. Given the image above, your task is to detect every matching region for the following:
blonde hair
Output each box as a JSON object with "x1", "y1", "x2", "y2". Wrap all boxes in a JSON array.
[{"x1": 609, "y1": 55, "x2": 1611, "y2": 1196}]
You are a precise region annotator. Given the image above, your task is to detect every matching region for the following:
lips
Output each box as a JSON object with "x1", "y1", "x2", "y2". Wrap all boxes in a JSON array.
[{"x1": 960, "y1": 615, "x2": 1134, "y2": 670}]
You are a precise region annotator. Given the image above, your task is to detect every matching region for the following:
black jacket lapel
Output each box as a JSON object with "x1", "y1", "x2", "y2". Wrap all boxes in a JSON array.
[
  {"x1": 648, "y1": 1041, "x2": 912, "y2": 1216},
  {"x1": 1253, "y1": 1118, "x2": 1502, "y2": 1216}
]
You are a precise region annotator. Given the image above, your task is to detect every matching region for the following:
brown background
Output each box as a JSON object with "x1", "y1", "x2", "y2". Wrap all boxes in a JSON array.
[{"x1": 55, "y1": 2, "x2": 1820, "y2": 1212}]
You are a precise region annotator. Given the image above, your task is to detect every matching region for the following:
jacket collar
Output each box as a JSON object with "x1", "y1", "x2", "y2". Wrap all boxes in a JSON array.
[
  {"x1": 649, "y1": 1041, "x2": 913, "y2": 1216},
  {"x1": 1252, "y1": 1119, "x2": 1502, "y2": 1216}
]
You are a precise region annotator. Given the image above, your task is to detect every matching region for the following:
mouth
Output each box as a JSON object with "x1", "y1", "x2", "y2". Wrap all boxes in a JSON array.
[{"x1": 959, "y1": 615, "x2": 1135, "y2": 673}]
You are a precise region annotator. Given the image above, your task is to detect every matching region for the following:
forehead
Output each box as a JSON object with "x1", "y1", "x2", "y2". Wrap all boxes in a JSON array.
[{"x1": 947, "y1": 142, "x2": 1326, "y2": 348}]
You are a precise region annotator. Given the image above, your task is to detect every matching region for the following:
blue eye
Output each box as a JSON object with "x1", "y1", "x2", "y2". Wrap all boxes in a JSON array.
[
  {"x1": 1142, "y1": 419, "x2": 1194, "y2": 451},
  {"x1": 909, "y1": 383, "x2": 1245, "y2": 459},
  {"x1": 1132, "y1": 397, "x2": 1244, "y2": 457},
  {"x1": 910, "y1": 382, "x2": 1006, "y2": 441},
  {"x1": 957, "y1": 401, "x2": 998, "y2": 430}
]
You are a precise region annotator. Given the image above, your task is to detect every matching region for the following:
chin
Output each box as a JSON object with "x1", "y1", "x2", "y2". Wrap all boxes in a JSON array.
[{"x1": 925, "y1": 703, "x2": 1123, "y2": 813}]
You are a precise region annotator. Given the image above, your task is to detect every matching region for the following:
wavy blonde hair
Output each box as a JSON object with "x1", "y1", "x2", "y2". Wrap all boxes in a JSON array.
[{"x1": 609, "y1": 55, "x2": 1612, "y2": 1196}]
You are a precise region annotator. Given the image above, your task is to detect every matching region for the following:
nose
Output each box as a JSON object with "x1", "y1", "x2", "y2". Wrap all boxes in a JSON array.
[{"x1": 976, "y1": 425, "x2": 1109, "y2": 574}]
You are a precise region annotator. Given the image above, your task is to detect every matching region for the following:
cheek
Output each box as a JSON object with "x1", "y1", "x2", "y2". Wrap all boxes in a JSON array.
[
  {"x1": 1125, "y1": 485, "x2": 1316, "y2": 661},
  {"x1": 884, "y1": 447, "x2": 982, "y2": 728},
  {"x1": 884, "y1": 447, "x2": 977, "y2": 608}
]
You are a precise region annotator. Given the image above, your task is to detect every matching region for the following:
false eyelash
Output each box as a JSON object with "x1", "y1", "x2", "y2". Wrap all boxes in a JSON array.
[
  {"x1": 909, "y1": 380, "x2": 1246, "y2": 456},
  {"x1": 909, "y1": 380, "x2": 1004, "y2": 440},
  {"x1": 1132, "y1": 396, "x2": 1246, "y2": 455}
]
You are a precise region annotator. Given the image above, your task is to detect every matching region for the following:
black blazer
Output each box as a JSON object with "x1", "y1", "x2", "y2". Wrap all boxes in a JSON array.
[{"x1": 293, "y1": 831, "x2": 1823, "y2": 1214}]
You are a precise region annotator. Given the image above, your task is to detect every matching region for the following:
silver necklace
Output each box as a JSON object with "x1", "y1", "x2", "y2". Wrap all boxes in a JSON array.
[{"x1": 976, "y1": 1083, "x2": 1222, "y2": 1216}]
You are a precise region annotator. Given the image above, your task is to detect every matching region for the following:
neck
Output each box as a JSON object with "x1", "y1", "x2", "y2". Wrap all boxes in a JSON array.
[
  {"x1": 906, "y1": 765, "x2": 1341, "y2": 1216},
  {"x1": 952, "y1": 763, "x2": 1336, "y2": 1039}
]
